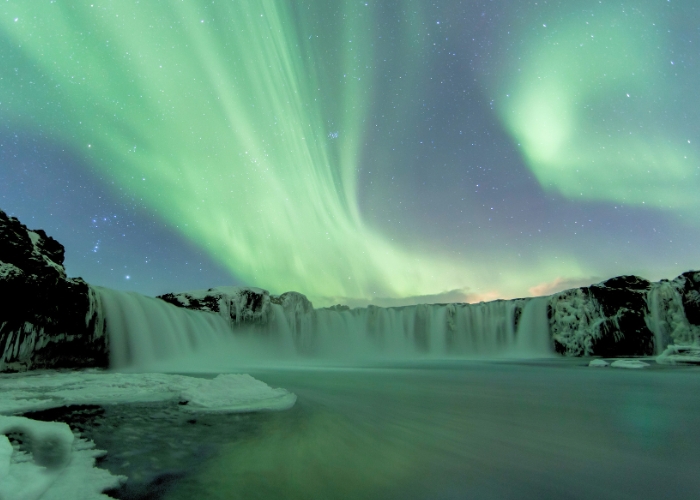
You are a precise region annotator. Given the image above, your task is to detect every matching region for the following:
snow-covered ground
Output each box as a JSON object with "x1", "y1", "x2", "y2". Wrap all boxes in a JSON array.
[{"x1": 0, "y1": 370, "x2": 296, "y2": 499}]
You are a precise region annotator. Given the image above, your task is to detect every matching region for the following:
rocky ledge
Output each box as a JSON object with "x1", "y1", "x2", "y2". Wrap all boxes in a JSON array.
[
  {"x1": 0, "y1": 209, "x2": 106, "y2": 372},
  {"x1": 550, "y1": 272, "x2": 700, "y2": 356}
]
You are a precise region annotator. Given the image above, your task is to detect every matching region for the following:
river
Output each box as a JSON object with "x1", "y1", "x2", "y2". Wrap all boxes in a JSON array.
[{"x1": 150, "y1": 360, "x2": 700, "y2": 500}]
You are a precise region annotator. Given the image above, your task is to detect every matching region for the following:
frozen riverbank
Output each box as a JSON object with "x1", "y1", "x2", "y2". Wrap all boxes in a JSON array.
[
  {"x1": 0, "y1": 371, "x2": 295, "y2": 499},
  {"x1": 3, "y1": 359, "x2": 699, "y2": 499}
]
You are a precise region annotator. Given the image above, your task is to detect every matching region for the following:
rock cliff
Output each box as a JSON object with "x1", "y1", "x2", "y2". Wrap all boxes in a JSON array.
[{"x1": 0, "y1": 209, "x2": 107, "y2": 372}]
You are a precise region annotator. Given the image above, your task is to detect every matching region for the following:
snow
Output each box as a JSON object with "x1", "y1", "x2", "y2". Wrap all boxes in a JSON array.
[
  {"x1": 656, "y1": 345, "x2": 700, "y2": 365},
  {"x1": 0, "y1": 370, "x2": 296, "y2": 498},
  {"x1": 588, "y1": 359, "x2": 609, "y2": 367},
  {"x1": 0, "y1": 262, "x2": 23, "y2": 280},
  {"x1": 0, "y1": 370, "x2": 297, "y2": 415},
  {"x1": 180, "y1": 373, "x2": 296, "y2": 412},
  {"x1": 163, "y1": 286, "x2": 274, "y2": 325},
  {"x1": 646, "y1": 280, "x2": 700, "y2": 349},
  {"x1": 549, "y1": 288, "x2": 605, "y2": 356},
  {"x1": 0, "y1": 416, "x2": 125, "y2": 500},
  {"x1": 26, "y1": 230, "x2": 66, "y2": 279},
  {"x1": 610, "y1": 359, "x2": 650, "y2": 369}
]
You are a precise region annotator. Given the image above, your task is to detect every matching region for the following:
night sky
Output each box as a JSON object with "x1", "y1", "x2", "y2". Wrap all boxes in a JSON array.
[{"x1": 1, "y1": 0, "x2": 698, "y2": 307}]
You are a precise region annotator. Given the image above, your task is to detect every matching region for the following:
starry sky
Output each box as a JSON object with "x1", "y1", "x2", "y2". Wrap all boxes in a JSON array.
[{"x1": 1, "y1": 0, "x2": 698, "y2": 307}]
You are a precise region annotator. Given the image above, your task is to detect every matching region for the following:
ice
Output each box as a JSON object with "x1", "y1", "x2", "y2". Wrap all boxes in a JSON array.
[
  {"x1": 0, "y1": 262, "x2": 23, "y2": 280},
  {"x1": 180, "y1": 373, "x2": 297, "y2": 412},
  {"x1": 0, "y1": 370, "x2": 296, "y2": 499},
  {"x1": 588, "y1": 359, "x2": 609, "y2": 367},
  {"x1": 549, "y1": 288, "x2": 605, "y2": 356},
  {"x1": 656, "y1": 344, "x2": 700, "y2": 365},
  {"x1": 610, "y1": 359, "x2": 650, "y2": 369},
  {"x1": 0, "y1": 370, "x2": 297, "y2": 415},
  {"x1": 646, "y1": 281, "x2": 699, "y2": 351},
  {"x1": 0, "y1": 415, "x2": 125, "y2": 500}
]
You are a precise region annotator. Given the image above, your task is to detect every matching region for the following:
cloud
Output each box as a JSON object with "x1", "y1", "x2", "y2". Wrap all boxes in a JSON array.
[
  {"x1": 528, "y1": 276, "x2": 599, "y2": 297},
  {"x1": 319, "y1": 288, "x2": 504, "y2": 309}
]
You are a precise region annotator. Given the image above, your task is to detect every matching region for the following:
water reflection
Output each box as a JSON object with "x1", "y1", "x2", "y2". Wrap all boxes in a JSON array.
[{"x1": 165, "y1": 362, "x2": 700, "y2": 500}]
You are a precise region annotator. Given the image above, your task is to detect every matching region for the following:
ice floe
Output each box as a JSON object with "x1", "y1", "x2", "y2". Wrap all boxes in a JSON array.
[
  {"x1": 0, "y1": 370, "x2": 296, "y2": 415},
  {"x1": 610, "y1": 359, "x2": 650, "y2": 369},
  {"x1": 0, "y1": 370, "x2": 296, "y2": 499}
]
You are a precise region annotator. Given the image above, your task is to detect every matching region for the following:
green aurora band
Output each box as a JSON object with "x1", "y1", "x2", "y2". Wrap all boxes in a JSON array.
[
  {"x1": 5, "y1": 1, "x2": 693, "y2": 303},
  {"x1": 495, "y1": 2, "x2": 699, "y2": 211},
  {"x1": 0, "y1": 1, "x2": 476, "y2": 304}
]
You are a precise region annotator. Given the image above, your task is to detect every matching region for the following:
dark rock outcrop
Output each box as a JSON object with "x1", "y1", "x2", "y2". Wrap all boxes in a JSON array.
[
  {"x1": 549, "y1": 273, "x2": 700, "y2": 357},
  {"x1": 0, "y1": 209, "x2": 107, "y2": 372},
  {"x1": 549, "y1": 276, "x2": 655, "y2": 357},
  {"x1": 677, "y1": 271, "x2": 700, "y2": 326}
]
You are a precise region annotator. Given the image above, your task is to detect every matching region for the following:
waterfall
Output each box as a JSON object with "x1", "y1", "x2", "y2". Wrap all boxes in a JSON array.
[
  {"x1": 97, "y1": 287, "x2": 236, "y2": 369},
  {"x1": 512, "y1": 297, "x2": 554, "y2": 357},
  {"x1": 646, "y1": 285, "x2": 670, "y2": 354},
  {"x1": 645, "y1": 281, "x2": 698, "y2": 353},
  {"x1": 95, "y1": 288, "x2": 555, "y2": 371}
]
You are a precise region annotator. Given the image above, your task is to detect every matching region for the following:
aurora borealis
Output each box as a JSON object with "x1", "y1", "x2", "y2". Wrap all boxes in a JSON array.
[
  {"x1": 1, "y1": 0, "x2": 698, "y2": 306},
  {"x1": 496, "y1": 2, "x2": 699, "y2": 211}
]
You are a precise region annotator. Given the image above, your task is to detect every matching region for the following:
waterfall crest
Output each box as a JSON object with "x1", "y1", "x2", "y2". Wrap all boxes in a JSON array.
[{"x1": 96, "y1": 287, "x2": 553, "y2": 370}]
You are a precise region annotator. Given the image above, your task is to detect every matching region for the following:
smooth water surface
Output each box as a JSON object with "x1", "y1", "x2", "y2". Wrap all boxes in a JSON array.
[{"x1": 164, "y1": 361, "x2": 700, "y2": 500}]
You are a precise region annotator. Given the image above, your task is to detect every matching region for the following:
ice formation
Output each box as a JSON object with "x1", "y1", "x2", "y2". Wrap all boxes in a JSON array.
[
  {"x1": 0, "y1": 370, "x2": 296, "y2": 415},
  {"x1": 0, "y1": 415, "x2": 124, "y2": 500},
  {"x1": 548, "y1": 273, "x2": 700, "y2": 356},
  {"x1": 656, "y1": 344, "x2": 700, "y2": 365},
  {"x1": 0, "y1": 370, "x2": 296, "y2": 498},
  {"x1": 610, "y1": 359, "x2": 650, "y2": 369}
]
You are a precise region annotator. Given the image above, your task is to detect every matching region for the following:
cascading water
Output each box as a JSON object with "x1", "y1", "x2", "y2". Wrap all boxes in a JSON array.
[
  {"x1": 97, "y1": 287, "x2": 237, "y2": 370},
  {"x1": 96, "y1": 287, "x2": 554, "y2": 371},
  {"x1": 645, "y1": 281, "x2": 699, "y2": 353},
  {"x1": 512, "y1": 297, "x2": 554, "y2": 356},
  {"x1": 304, "y1": 301, "x2": 523, "y2": 359}
]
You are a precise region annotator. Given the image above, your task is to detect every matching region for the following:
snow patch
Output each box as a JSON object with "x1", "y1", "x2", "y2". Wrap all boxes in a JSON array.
[
  {"x1": 26, "y1": 230, "x2": 66, "y2": 279},
  {"x1": 0, "y1": 262, "x2": 23, "y2": 280},
  {"x1": 0, "y1": 370, "x2": 296, "y2": 415},
  {"x1": 610, "y1": 359, "x2": 649, "y2": 369}
]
